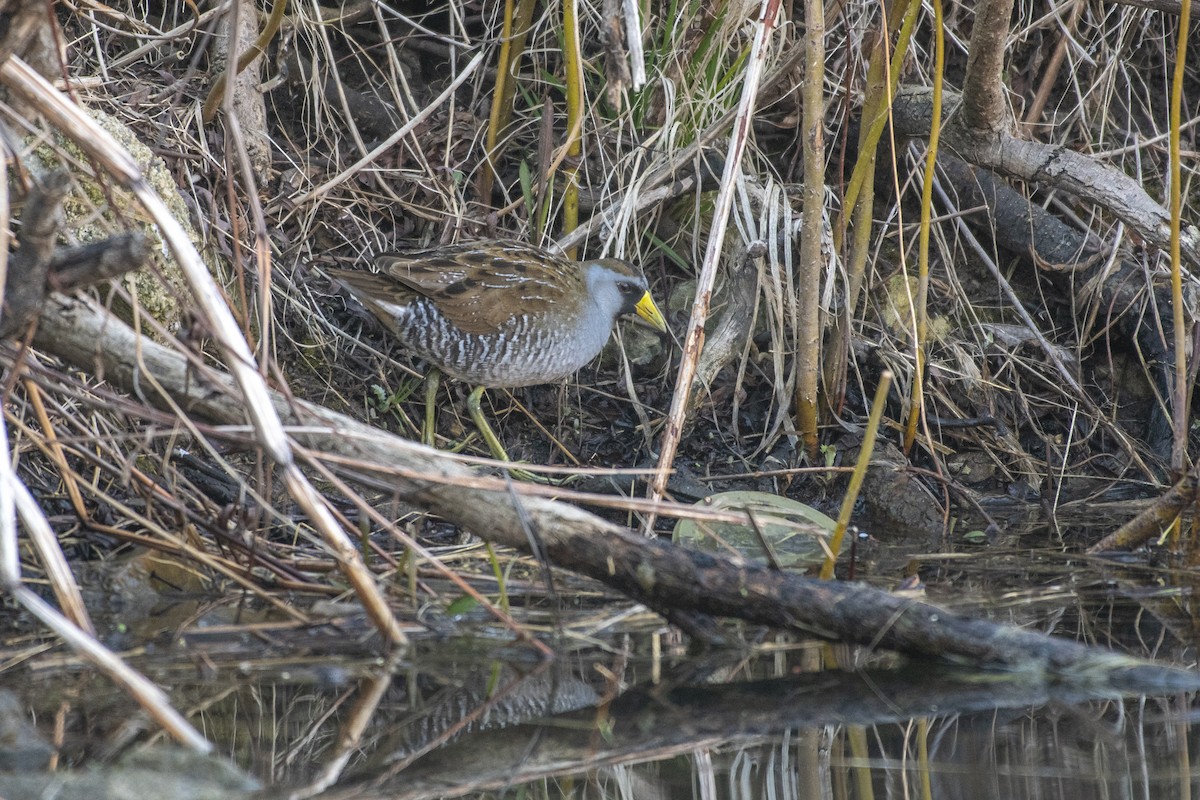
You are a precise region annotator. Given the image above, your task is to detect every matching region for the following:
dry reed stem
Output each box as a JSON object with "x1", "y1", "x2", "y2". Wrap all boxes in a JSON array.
[
  {"x1": 796, "y1": 0, "x2": 828, "y2": 454},
  {"x1": 0, "y1": 56, "x2": 406, "y2": 645},
  {"x1": 0, "y1": 409, "x2": 210, "y2": 750},
  {"x1": 646, "y1": 0, "x2": 784, "y2": 532}
]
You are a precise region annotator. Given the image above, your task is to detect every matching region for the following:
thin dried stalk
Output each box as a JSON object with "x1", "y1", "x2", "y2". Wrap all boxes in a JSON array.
[
  {"x1": 901, "y1": 0, "x2": 944, "y2": 453},
  {"x1": 561, "y1": 0, "x2": 583, "y2": 254},
  {"x1": 1167, "y1": 0, "x2": 1192, "y2": 481},
  {"x1": 0, "y1": 55, "x2": 407, "y2": 646},
  {"x1": 0, "y1": 414, "x2": 209, "y2": 751},
  {"x1": 647, "y1": 0, "x2": 784, "y2": 532},
  {"x1": 795, "y1": 0, "x2": 827, "y2": 455}
]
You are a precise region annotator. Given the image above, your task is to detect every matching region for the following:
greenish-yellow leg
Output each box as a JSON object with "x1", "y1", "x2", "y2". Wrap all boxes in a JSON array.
[
  {"x1": 467, "y1": 385, "x2": 512, "y2": 462},
  {"x1": 468, "y1": 386, "x2": 556, "y2": 483},
  {"x1": 422, "y1": 369, "x2": 441, "y2": 447}
]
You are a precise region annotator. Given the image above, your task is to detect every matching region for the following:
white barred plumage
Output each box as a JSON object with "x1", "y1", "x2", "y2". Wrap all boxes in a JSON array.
[
  {"x1": 328, "y1": 240, "x2": 667, "y2": 470},
  {"x1": 328, "y1": 240, "x2": 667, "y2": 387}
]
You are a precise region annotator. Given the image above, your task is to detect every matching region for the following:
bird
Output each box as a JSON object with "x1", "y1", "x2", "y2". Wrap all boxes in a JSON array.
[{"x1": 329, "y1": 240, "x2": 668, "y2": 469}]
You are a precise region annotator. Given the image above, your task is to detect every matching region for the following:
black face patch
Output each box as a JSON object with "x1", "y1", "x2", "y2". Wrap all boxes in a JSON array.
[{"x1": 619, "y1": 282, "x2": 644, "y2": 314}]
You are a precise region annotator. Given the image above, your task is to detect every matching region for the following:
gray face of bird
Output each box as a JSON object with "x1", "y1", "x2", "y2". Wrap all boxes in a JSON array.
[{"x1": 584, "y1": 259, "x2": 649, "y2": 323}]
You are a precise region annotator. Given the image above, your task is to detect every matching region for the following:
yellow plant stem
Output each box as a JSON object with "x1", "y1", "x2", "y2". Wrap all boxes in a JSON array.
[
  {"x1": 484, "y1": 542, "x2": 509, "y2": 613},
  {"x1": 821, "y1": 371, "x2": 892, "y2": 580},
  {"x1": 902, "y1": 0, "x2": 944, "y2": 453},
  {"x1": 838, "y1": 0, "x2": 922, "y2": 248},
  {"x1": 479, "y1": 0, "x2": 536, "y2": 203},
  {"x1": 825, "y1": 0, "x2": 915, "y2": 419},
  {"x1": 917, "y1": 717, "x2": 933, "y2": 800},
  {"x1": 1170, "y1": 0, "x2": 1193, "y2": 547},
  {"x1": 847, "y1": 725, "x2": 875, "y2": 800},
  {"x1": 561, "y1": 0, "x2": 583, "y2": 256}
]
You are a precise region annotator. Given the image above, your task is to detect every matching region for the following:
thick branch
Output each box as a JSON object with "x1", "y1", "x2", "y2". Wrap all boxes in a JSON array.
[
  {"x1": 895, "y1": 86, "x2": 1200, "y2": 271},
  {"x1": 0, "y1": 173, "x2": 150, "y2": 339},
  {"x1": 24, "y1": 294, "x2": 1196, "y2": 682},
  {"x1": 960, "y1": 0, "x2": 1016, "y2": 133},
  {"x1": 0, "y1": 171, "x2": 68, "y2": 337}
]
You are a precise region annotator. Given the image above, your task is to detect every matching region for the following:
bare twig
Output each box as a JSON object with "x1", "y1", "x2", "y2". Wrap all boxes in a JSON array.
[
  {"x1": 0, "y1": 55, "x2": 407, "y2": 646},
  {"x1": 646, "y1": 0, "x2": 784, "y2": 533}
]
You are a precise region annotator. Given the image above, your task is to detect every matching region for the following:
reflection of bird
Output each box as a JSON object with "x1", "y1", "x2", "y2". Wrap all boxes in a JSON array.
[{"x1": 330, "y1": 240, "x2": 668, "y2": 466}]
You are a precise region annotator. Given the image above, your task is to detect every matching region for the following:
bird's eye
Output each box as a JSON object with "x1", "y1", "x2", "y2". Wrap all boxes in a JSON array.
[{"x1": 618, "y1": 282, "x2": 637, "y2": 295}]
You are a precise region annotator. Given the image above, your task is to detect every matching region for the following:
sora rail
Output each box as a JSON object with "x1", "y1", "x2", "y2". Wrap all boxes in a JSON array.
[{"x1": 330, "y1": 240, "x2": 668, "y2": 466}]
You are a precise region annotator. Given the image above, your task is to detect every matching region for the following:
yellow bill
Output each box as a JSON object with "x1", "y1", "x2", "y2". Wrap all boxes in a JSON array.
[{"x1": 634, "y1": 291, "x2": 668, "y2": 333}]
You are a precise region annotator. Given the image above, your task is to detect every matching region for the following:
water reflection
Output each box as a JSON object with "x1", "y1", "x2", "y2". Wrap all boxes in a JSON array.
[
  {"x1": 335, "y1": 660, "x2": 1198, "y2": 800},
  {"x1": 4, "y1": 544, "x2": 1200, "y2": 799}
]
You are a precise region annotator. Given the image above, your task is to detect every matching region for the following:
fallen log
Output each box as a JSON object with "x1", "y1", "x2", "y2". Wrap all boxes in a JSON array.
[{"x1": 19, "y1": 294, "x2": 1198, "y2": 689}]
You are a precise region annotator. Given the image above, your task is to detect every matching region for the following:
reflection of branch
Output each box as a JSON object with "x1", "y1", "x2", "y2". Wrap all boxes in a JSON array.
[
  {"x1": 381, "y1": 663, "x2": 1196, "y2": 796},
  {"x1": 363, "y1": 663, "x2": 598, "y2": 777}
]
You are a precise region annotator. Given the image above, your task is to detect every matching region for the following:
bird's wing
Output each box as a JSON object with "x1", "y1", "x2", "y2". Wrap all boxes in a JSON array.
[
  {"x1": 376, "y1": 241, "x2": 583, "y2": 335},
  {"x1": 326, "y1": 268, "x2": 421, "y2": 336}
]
